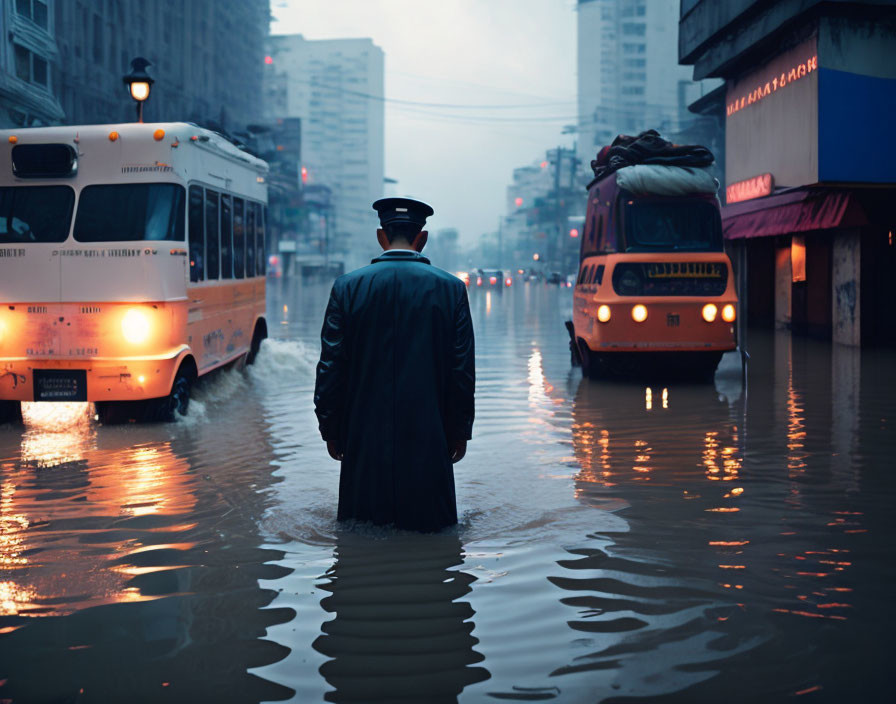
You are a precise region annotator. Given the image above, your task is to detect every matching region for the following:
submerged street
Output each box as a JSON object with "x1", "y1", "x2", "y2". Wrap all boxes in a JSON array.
[{"x1": 1, "y1": 280, "x2": 894, "y2": 702}]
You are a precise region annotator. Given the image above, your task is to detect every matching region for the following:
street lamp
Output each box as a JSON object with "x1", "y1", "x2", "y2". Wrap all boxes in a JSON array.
[{"x1": 122, "y1": 57, "x2": 154, "y2": 123}]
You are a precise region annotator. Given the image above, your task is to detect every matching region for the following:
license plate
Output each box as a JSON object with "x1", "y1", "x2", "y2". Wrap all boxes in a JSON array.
[{"x1": 33, "y1": 370, "x2": 87, "y2": 401}]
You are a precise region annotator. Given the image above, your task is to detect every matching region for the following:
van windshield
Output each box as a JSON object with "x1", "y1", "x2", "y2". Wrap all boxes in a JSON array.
[
  {"x1": 624, "y1": 199, "x2": 722, "y2": 252},
  {"x1": 0, "y1": 186, "x2": 74, "y2": 243},
  {"x1": 74, "y1": 183, "x2": 185, "y2": 242}
]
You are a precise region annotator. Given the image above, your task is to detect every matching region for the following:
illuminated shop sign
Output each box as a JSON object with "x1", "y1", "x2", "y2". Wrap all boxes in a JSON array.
[
  {"x1": 726, "y1": 173, "x2": 774, "y2": 204},
  {"x1": 727, "y1": 55, "x2": 818, "y2": 116}
]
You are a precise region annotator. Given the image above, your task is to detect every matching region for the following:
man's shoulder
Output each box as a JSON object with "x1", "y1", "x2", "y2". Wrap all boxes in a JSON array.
[{"x1": 338, "y1": 260, "x2": 463, "y2": 289}]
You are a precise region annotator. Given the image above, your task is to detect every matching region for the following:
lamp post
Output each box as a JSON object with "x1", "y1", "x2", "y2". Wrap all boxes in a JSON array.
[{"x1": 122, "y1": 57, "x2": 154, "y2": 123}]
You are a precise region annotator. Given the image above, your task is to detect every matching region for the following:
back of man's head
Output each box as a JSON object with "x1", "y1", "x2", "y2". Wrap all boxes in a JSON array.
[{"x1": 383, "y1": 221, "x2": 422, "y2": 246}]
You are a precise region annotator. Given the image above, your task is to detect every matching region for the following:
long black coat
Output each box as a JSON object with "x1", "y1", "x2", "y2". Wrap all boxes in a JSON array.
[{"x1": 313, "y1": 250, "x2": 475, "y2": 532}]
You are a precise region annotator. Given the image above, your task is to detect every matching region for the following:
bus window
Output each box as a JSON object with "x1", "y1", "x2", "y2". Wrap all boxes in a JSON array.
[
  {"x1": 74, "y1": 183, "x2": 184, "y2": 242},
  {"x1": 246, "y1": 202, "x2": 256, "y2": 277},
  {"x1": 188, "y1": 185, "x2": 204, "y2": 281},
  {"x1": 577, "y1": 263, "x2": 587, "y2": 285},
  {"x1": 205, "y1": 189, "x2": 220, "y2": 280},
  {"x1": 233, "y1": 197, "x2": 245, "y2": 279},
  {"x1": 0, "y1": 185, "x2": 73, "y2": 243},
  {"x1": 220, "y1": 194, "x2": 233, "y2": 279},
  {"x1": 258, "y1": 205, "x2": 266, "y2": 275},
  {"x1": 624, "y1": 199, "x2": 722, "y2": 252}
]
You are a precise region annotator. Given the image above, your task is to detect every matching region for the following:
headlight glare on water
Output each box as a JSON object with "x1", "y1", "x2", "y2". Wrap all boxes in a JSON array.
[{"x1": 121, "y1": 308, "x2": 151, "y2": 344}]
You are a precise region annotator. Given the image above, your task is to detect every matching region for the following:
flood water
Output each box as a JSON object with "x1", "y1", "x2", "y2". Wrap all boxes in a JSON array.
[{"x1": 1, "y1": 279, "x2": 894, "y2": 703}]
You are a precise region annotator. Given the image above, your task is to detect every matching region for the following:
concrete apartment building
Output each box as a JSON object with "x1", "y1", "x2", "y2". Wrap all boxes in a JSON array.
[
  {"x1": 52, "y1": 0, "x2": 268, "y2": 130},
  {"x1": 679, "y1": 0, "x2": 896, "y2": 347},
  {"x1": 264, "y1": 35, "x2": 384, "y2": 264},
  {"x1": 576, "y1": 0, "x2": 712, "y2": 171},
  {"x1": 0, "y1": 0, "x2": 64, "y2": 127}
]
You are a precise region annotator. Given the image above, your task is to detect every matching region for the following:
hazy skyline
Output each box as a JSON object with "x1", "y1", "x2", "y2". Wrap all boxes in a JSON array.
[{"x1": 270, "y1": 0, "x2": 578, "y2": 246}]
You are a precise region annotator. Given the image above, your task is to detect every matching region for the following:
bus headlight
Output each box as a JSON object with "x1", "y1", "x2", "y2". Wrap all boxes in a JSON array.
[
  {"x1": 597, "y1": 305, "x2": 611, "y2": 323},
  {"x1": 631, "y1": 304, "x2": 648, "y2": 323},
  {"x1": 122, "y1": 308, "x2": 151, "y2": 344},
  {"x1": 702, "y1": 304, "x2": 718, "y2": 322},
  {"x1": 721, "y1": 304, "x2": 736, "y2": 322}
]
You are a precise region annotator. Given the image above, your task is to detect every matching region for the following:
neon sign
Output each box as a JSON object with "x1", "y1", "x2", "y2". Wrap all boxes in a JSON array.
[
  {"x1": 726, "y1": 173, "x2": 774, "y2": 204},
  {"x1": 727, "y1": 55, "x2": 818, "y2": 116}
]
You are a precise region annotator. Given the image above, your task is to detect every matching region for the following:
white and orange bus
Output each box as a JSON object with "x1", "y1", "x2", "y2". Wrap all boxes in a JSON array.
[
  {"x1": 0, "y1": 122, "x2": 268, "y2": 423},
  {"x1": 571, "y1": 166, "x2": 737, "y2": 379}
]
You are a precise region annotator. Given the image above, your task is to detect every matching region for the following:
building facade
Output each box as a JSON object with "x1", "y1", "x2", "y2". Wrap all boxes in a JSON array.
[
  {"x1": 0, "y1": 0, "x2": 64, "y2": 127},
  {"x1": 264, "y1": 35, "x2": 384, "y2": 265},
  {"x1": 53, "y1": 0, "x2": 268, "y2": 130},
  {"x1": 680, "y1": 0, "x2": 896, "y2": 347},
  {"x1": 576, "y1": 0, "x2": 717, "y2": 172}
]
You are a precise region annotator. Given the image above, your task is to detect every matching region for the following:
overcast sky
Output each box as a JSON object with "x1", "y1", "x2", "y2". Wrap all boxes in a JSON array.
[{"x1": 270, "y1": 0, "x2": 578, "y2": 244}]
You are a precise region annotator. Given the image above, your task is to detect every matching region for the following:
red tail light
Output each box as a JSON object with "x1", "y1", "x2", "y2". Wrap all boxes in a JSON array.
[
  {"x1": 476, "y1": 277, "x2": 483, "y2": 286},
  {"x1": 489, "y1": 276, "x2": 497, "y2": 285},
  {"x1": 505, "y1": 278, "x2": 512, "y2": 287}
]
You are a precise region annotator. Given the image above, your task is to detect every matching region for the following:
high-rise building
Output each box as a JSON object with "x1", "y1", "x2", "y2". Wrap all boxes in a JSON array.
[
  {"x1": 52, "y1": 1, "x2": 268, "y2": 130},
  {"x1": 0, "y1": 0, "x2": 64, "y2": 127},
  {"x1": 576, "y1": 0, "x2": 716, "y2": 171},
  {"x1": 264, "y1": 35, "x2": 385, "y2": 263}
]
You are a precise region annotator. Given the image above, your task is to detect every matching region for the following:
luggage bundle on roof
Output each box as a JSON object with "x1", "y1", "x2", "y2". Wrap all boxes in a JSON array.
[{"x1": 588, "y1": 129, "x2": 718, "y2": 196}]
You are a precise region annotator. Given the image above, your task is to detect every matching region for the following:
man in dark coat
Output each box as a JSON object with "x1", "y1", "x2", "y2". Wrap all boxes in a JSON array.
[{"x1": 313, "y1": 197, "x2": 475, "y2": 532}]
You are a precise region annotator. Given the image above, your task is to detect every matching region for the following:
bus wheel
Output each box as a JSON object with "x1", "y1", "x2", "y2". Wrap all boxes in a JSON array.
[
  {"x1": 141, "y1": 365, "x2": 193, "y2": 423},
  {"x1": 0, "y1": 400, "x2": 22, "y2": 425},
  {"x1": 247, "y1": 320, "x2": 267, "y2": 366},
  {"x1": 578, "y1": 339, "x2": 601, "y2": 380},
  {"x1": 162, "y1": 368, "x2": 192, "y2": 421}
]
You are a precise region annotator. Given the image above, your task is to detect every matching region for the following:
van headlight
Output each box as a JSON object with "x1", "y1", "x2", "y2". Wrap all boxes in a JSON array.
[
  {"x1": 122, "y1": 308, "x2": 151, "y2": 344},
  {"x1": 721, "y1": 304, "x2": 736, "y2": 322},
  {"x1": 702, "y1": 304, "x2": 718, "y2": 322}
]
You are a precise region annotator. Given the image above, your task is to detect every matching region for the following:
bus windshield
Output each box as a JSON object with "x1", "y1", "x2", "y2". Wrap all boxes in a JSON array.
[
  {"x1": 0, "y1": 186, "x2": 74, "y2": 244},
  {"x1": 74, "y1": 183, "x2": 185, "y2": 242},
  {"x1": 624, "y1": 199, "x2": 722, "y2": 252}
]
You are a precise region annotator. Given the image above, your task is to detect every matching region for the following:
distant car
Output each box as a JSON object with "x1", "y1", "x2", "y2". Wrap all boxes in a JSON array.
[
  {"x1": 475, "y1": 268, "x2": 512, "y2": 289},
  {"x1": 546, "y1": 271, "x2": 564, "y2": 285},
  {"x1": 268, "y1": 254, "x2": 283, "y2": 278},
  {"x1": 565, "y1": 274, "x2": 576, "y2": 288},
  {"x1": 454, "y1": 271, "x2": 471, "y2": 286}
]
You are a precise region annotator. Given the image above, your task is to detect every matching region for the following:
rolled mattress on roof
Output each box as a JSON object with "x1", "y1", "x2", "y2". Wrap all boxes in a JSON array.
[{"x1": 615, "y1": 164, "x2": 719, "y2": 197}]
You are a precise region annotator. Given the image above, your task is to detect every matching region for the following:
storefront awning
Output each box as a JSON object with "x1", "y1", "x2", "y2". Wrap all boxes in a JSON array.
[{"x1": 722, "y1": 188, "x2": 868, "y2": 240}]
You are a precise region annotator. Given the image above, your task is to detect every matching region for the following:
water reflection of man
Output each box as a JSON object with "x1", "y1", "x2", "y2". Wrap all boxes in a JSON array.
[
  {"x1": 313, "y1": 531, "x2": 489, "y2": 702},
  {"x1": 314, "y1": 198, "x2": 475, "y2": 533}
]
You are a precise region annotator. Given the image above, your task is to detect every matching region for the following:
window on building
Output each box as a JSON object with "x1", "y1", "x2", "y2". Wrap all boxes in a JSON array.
[
  {"x1": 14, "y1": 45, "x2": 30, "y2": 82},
  {"x1": 32, "y1": 56, "x2": 47, "y2": 86},
  {"x1": 624, "y1": 58, "x2": 646, "y2": 68},
  {"x1": 623, "y1": 43, "x2": 646, "y2": 54},
  {"x1": 622, "y1": 86, "x2": 645, "y2": 96},
  {"x1": 14, "y1": 45, "x2": 49, "y2": 87},
  {"x1": 16, "y1": 0, "x2": 48, "y2": 28},
  {"x1": 622, "y1": 23, "x2": 646, "y2": 37},
  {"x1": 92, "y1": 13, "x2": 103, "y2": 63}
]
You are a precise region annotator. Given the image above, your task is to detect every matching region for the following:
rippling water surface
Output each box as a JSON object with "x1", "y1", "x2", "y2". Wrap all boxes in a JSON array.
[{"x1": 1, "y1": 279, "x2": 894, "y2": 703}]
